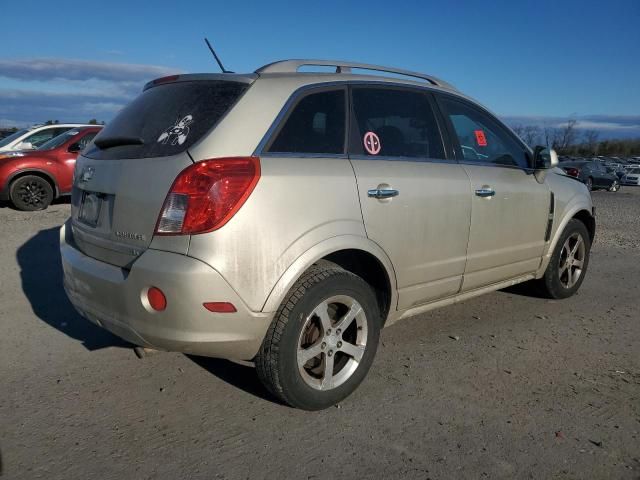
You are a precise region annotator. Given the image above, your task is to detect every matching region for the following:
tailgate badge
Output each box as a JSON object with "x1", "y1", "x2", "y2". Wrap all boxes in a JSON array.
[
  {"x1": 115, "y1": 231, "x2": 146, "y2": 242},
  {"x1": 80, "y1": 166, "x2": 95, "y2": 182}
]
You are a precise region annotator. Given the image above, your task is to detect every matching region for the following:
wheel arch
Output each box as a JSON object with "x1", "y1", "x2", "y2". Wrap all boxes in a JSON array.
[
  {"x1": 537, "y1": 201, "x2": 595, "y2": 278},
  {"x1": 5, "y1": 169, "x2": 60, "y2": 198},
  {"x1": 322, "y1": 249, "x2": 393, "y2": 323},
  {"x1": 261, "y1": 235, "x2": 397, "y2": 324},
  {"x1": 573, "y1": 209, "x2": 596, "y2": 243}
]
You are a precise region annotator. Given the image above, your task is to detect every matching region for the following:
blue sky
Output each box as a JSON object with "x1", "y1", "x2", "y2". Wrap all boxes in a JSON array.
[{"x1": 1, "y1": 0, "x2": 639, "y2": 137}]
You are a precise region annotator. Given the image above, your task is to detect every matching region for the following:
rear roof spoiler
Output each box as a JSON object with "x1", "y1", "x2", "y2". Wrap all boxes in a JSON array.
[{"x1": 143, "y1": 73, "x2": 258, "y2": 91}]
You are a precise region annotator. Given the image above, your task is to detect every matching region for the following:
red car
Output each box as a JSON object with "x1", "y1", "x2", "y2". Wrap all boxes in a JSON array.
[{"x1": 0, "y1": 126, "x2": 102, "y2": 210}]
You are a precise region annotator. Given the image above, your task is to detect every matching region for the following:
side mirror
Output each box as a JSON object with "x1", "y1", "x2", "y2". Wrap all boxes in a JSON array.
[
  {"x1": 16, "y1": 141, "x2": 34, "y2": 150},
  {"x1": 533, "y1": 146, "x2": 559, "y2": 170},
  {"x1": 68, "y1": 143, "x2": 82, "y2": 153}
]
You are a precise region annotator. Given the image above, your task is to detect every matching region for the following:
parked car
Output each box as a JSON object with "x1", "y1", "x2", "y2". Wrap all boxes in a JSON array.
[
  {"x1": 604, "y1": 164, "x2": 626, "y2": 181},
  {"x1": 0, "y1": 126, "x2": 102, "y2": 210},
  {"x1": 560, "y1": 160, "x2": 620, "y2": 191},
  {"x1": 0, "y1": 123, "x2": 94, "y2": 153},
  {"x1": 61, "y1": 59, "x2": 595, "y2": 410},
  {"x1": 622, "y1": 167, "x2": 640, "y2": 186}
]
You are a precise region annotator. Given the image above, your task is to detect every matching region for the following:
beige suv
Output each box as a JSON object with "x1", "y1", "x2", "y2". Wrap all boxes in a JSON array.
[{"x1": 60, "y1": 60, "x2": 595, "y2": 410}]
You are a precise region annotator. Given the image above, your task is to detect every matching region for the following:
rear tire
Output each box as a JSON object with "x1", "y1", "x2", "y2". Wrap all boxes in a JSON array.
[
  {"x1": 255, "y1": 261, "x2": 381, "y2": 410},
  {"x1": 9, "y1": 175, "x2": 54, "y2": 211},
  {"x1": 538, "y1": 219, "x2": 591, "y2": 299}
]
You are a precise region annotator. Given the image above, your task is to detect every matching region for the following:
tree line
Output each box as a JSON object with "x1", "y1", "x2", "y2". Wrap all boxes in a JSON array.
[{"x1": 511, "y1": 120, "x2": 640, "y2": 157}]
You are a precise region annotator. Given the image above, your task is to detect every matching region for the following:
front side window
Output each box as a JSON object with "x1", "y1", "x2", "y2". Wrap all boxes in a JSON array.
[
  {"x1": 267, "y1": 89, "x2": 346, "y2": 154},
  {"x1": 439, "y1": 96, "x2": 529, "y2": 169},
  {"x1": 25, "y1": 128, "x2": 69, "y2": 148},
  {"x1": 38, "y1": 130, "x2": 79, "y2": 150},
  {"x1": 350, "y1": 87, "x2": 445, "y2": 160}
]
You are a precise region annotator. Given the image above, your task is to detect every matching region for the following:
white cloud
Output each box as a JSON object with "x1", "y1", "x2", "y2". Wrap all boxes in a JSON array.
[
  {"x1": 0, "y1": 58, "x2": 180, "y2": 83},
  {"x1": 0, "y1": 58, "x2": 181, "y2": 125}
]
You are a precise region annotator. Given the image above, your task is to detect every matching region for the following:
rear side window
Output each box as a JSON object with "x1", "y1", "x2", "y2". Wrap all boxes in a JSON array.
[
  {"x1": 350, "y1": 88, "x2": 445, "y2": 160},
  {"x1": 439, "y1": 96, "x2": 529, "y2": 169},
  {"x1": 78, "y1": 132, "x2": 98, "y2": 150},
  {"x1": 267, "y1": 89, "x2": 346, "y2": 155},
  {"x1": 85, "y1": 81, "x2": 248, "y2": 160}
]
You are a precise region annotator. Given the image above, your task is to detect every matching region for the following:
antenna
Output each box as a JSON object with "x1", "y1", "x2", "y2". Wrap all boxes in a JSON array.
[{"x1": 204, "y1": 38, "x2": 232, "y2": 73}]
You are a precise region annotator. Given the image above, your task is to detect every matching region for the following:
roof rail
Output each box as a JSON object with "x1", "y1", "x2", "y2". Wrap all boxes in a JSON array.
[{"x1": 255, "y1": 59, "x2": 456, "y2": 90}]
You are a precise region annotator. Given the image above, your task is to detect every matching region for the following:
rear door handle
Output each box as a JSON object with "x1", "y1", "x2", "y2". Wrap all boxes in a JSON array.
[
  {"x1": 475, "y1": 187, "x2": 495, "y2": 198},
  {"x1": 368, "y1": 188, "x2": 399, "y2": 199}
]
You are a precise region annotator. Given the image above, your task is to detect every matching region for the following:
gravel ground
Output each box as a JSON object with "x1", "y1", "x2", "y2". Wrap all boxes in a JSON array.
[{"x1": 0, "y1": 188, "x2": 639, "y2": 480}]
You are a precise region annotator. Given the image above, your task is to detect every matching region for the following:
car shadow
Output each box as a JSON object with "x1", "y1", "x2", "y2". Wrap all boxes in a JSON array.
[
  {"x1": 0, "y1": 196, "x2": 70, "y2": 210},
  {"x1": 16, "y1": 226, "x2": 129, "y2": 351},
  {"x1": 501, "y1": 281, "x2": 549, "y2": 299},
  {"x1": 186, "y1": 355, "x2": 281, "y2": 404}
]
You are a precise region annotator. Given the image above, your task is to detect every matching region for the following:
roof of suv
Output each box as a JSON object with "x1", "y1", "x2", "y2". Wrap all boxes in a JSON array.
[
  {"x1": 144, "y1": 59, "x2": 458, "y2": 93},
  {"x1": 255, "y1": 59, "x2": 458, "y2": 91}
]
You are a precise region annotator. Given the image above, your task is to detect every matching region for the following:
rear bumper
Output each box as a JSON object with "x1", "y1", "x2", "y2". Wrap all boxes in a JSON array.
[{"x1": 60, "y1": 221, "x2": 272, "y2": 360}]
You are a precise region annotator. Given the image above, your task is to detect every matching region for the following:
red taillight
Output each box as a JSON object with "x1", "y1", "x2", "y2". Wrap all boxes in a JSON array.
[
  {"x1": 155, "y1": 157, "x2": 260, "y2": 235},
  {"x1": 564, "y1": 167, "x2": 579, "y2": 177},
  {"x1": 203, "y1": 302, "x2": 237, "y2": 313},
  {"x1": 147, "y1": 287, "x2": 167, "y2": 311}
]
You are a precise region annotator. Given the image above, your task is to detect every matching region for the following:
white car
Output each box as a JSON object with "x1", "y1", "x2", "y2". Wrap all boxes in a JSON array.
[
  {"x1": 622, "y1": 167, "x2": 640, "y2": 186},
  {"x1": 0, "y1": 124, "x2": 94, "y2": 152}
]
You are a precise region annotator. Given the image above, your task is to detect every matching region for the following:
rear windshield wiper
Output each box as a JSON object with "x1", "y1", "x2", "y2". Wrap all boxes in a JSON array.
[{"x1": 94, "y1": 136, "x2": 144, "y2": 149}]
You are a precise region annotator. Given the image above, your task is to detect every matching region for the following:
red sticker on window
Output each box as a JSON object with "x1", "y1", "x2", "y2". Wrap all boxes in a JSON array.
[
  {"x1": 474, "y1": 130, "x2": 487, "y2": 147},
  {"x1": 363, "y1": 131, "x2": 382, "y2": 155}
]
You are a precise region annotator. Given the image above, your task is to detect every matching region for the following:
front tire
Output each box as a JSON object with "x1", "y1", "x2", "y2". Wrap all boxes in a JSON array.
[
  {"x1": 255, "y1": 261, "x2": 381, "y2": 410},
  {"x1": 538, "y1": 219, "x2": 591, "y2": 299},
  {"x1": 9, "y1": 175, "x2": 54, "y2": 211}
]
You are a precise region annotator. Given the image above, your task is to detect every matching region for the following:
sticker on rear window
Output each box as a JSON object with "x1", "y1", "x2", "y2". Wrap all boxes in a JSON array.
[
  {"x1": 157, "y1": 115, "x2": 194, "y2": 146},
  {"x1": 363, "y1": 131, "x2": 381, "y2": 155},
  {"x1": 474, "y1": 130, "x2": 487, "y2": 147}
]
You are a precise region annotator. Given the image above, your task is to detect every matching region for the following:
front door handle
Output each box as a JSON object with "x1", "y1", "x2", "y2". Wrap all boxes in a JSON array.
[
  {"x1": 368, "y1": 188, "x2": 399, "y2": 199},
  {"x1": 475, "y1": 187, "x2": 495, "y2": 198}
]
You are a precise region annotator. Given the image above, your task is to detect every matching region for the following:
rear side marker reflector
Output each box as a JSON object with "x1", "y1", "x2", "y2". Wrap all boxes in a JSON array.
[
  {"x1": 203, "y1": 302, "x2": 237, "y2": 313},
  {"x1": 147, "y1": 287, "x2": 167, "y2": 311},
  {"x1": 155, "y1": 157, "x2": 260, "y2": 235}
]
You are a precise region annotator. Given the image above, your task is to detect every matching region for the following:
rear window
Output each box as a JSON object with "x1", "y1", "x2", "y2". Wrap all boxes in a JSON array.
[{"x1": 85, "y1": 80, "x2": 248, "y2": 160}]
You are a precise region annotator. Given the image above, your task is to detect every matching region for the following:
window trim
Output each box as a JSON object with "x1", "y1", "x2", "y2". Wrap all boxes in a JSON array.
[
  {"x1": 347, "y1": 84, "x2": 451, "y2": 163},
  {"x1": 434, "y1": 92, "x2": 534, "y2": 172},
  {"x1": 259, "y1": 85, "x2": 349, "y2": 157}
]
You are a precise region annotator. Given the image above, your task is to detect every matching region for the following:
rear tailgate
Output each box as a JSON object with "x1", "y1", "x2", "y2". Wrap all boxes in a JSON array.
[
  {"x1": 69, "y1": 76, "x2": 252, "y2": 267},
  {"x1": 70, "y1": 153, "x2": 193, "y2": 267}
]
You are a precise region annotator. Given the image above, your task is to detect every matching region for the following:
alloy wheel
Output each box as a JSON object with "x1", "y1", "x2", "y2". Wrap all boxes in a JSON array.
[
  {"x1": 17, "y1": 179, "x2": 48, "y2": 207},
  {"x1": 558, "y1": 233, "x2": 586, "y2": 289},
  {"x1": 297, "y1": 295, "x2": 368, "y2": 391}
]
